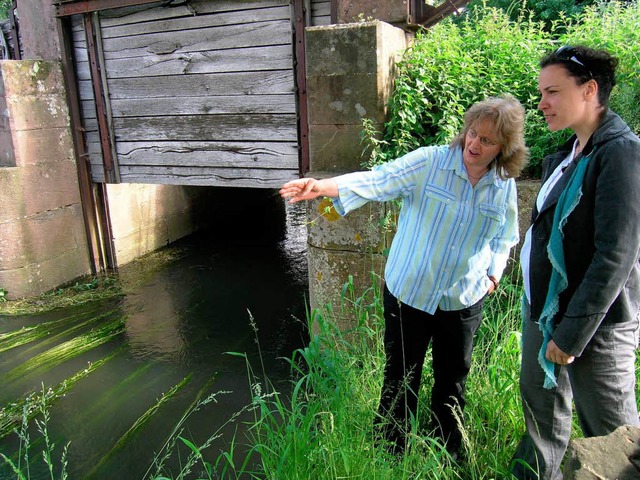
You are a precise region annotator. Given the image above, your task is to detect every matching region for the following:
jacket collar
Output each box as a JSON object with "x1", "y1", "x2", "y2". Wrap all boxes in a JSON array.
[{"x1": 533, "y1": 109, "x2": 628, "y2": 219}]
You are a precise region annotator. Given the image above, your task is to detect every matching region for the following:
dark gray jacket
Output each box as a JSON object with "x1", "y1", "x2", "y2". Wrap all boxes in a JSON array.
[{"x1": 527, "y1": 110, "x2": 640, "y2": 357}]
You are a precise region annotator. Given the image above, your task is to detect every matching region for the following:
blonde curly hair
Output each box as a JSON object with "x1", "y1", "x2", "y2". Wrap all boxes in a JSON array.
[{"x1": 450, "y1": 94, "x2": 529, "y2": 179}]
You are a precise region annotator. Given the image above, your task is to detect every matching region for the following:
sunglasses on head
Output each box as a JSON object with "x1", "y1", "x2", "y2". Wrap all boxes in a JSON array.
[{"x1": 555, "y1": 45, "x2": 593, "y2": 78}]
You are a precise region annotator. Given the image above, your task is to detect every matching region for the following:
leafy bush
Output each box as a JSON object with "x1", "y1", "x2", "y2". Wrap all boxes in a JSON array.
[
  {"x1": 365, "y1": 1, "x2": 640, "y2": 178},
  {"x1": 561, "y1": 1, "x2": 640, "y2": 134},
  {"x1": 463, "y1": 0, "x2": 599, "y2": 32},
  {"x1": 0, "y1": 1, "x2": 11, "y2": 20}
]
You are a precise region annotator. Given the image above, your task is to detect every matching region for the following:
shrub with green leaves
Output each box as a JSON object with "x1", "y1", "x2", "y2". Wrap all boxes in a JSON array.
[
  {"x1": 561, "y1": 1, "x2": 640, "y2": 134},
  {"x1": 463, "y1": 0, "x2": 598, "y2": 32},
  {"x1": 364, "y1": 1, "x2": 640, "y2": 178}
]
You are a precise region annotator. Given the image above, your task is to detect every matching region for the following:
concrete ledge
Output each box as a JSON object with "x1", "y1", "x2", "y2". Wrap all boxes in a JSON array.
[
  {"x1": 5, "y1": 93, "x2": 70, "y2": 131},
  {"x1": 307, "y1": 73, "x2": 386, "y2": 125},
  {"x1": 308, "y1": 124, "x2": 373, "y2": 172},
  {"x1": 0, "y1": 59, "x2": 90, "y2": 299},
  {"x1": 0, "y1": 60, "x2": 65, "y2": 97}
]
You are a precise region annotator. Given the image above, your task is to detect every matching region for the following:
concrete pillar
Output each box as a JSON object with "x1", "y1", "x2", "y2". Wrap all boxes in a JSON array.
[
  {"x1": 14, "y1": 0, "x2": 62, "y2": 61},
  {"x1": 0, "y1": 60, "x2": 91, "y2": 299},
  {"x1": 304, "y1": 21, "x2": 407, "y2": 329},
  {"x1": 334, "y1": 0, "x2": 409, "y2": 25}
]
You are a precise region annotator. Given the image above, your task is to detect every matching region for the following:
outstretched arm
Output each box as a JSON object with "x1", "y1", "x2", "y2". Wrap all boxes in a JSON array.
[{"x1": 279, "y1": 178, "x2": 339, "y2": 203}]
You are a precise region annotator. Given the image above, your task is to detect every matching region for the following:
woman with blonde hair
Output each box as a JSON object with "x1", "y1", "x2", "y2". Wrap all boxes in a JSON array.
[{"x1": 281, "y1": 94, "x2": 528, "y2": 459}]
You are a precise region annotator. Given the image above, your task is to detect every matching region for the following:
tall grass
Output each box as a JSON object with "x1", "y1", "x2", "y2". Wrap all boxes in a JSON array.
[{"x1": 196, "y1": 271, "x2": 528, "y2": 479}]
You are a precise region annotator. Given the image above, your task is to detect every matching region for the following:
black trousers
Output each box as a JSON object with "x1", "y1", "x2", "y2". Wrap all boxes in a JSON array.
[{"x1": 376, "y1": 285, "x2": 484, "y2": 453}]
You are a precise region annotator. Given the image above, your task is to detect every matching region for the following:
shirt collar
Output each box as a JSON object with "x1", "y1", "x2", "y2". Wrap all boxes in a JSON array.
[{"x1": 444, "y1": 146, "x2": 503, "y2": 187}]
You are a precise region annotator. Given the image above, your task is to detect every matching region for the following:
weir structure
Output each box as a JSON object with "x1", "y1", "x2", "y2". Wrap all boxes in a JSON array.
[{"x1": 1, "y1": 0, "x2": 542, "y2": 332}]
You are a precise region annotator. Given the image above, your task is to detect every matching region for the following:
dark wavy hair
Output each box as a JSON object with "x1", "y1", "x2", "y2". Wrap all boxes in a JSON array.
[
  {"x1": 450, "y1": 94, "x2": 529, "y2": 179},
  {"x1": 540, "y1": 45, "x2": 618, "y2": 108}
]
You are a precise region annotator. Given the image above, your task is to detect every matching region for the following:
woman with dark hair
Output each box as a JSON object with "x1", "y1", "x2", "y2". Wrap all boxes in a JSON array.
[
  {"x1": 280, "y1": 94, "x2": 528, "y2": 458},
  {"x1": 511, "y1": 45, "x2": 640, "y2": 479}
]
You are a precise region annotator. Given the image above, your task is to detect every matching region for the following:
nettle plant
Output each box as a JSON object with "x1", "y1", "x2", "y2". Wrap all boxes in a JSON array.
[{"x1": 362, "y1": 1, "x2": 640, "y2": 178}]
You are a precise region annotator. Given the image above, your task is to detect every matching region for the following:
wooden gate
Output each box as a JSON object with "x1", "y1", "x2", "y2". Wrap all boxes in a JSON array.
[{"x1": 62, "y1": 0, "x2": 329, "y2": 187}]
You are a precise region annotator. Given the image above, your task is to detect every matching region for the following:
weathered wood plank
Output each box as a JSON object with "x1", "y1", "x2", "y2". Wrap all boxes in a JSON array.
[
  {"x1": 115, "y1": 141, "x2": 298, "y2": 168},
  {"x1": 112, "y1": 114, "x2": 298, "y2": 142},
  {"x1": 77, "y1": 70, "x2": 294, "y2": 99},
  {"x1": 95, "y1": 0, "x2": 290, "y2": 27},
  {"x1": 101, "y1": 5, "x2": 291, "y2": 38},
  {"x1": 101, "y1": 20, "x2": 292, "y2": 59},
  {"x1": 117, "y1": 166, "x2": 299, "y2": 188},
  {"x1": 82, "y1": 93, "x2": 296, "y2": 119},
  {"x1": 76, "y1": 45, "x2": 293, "y2": 80}
]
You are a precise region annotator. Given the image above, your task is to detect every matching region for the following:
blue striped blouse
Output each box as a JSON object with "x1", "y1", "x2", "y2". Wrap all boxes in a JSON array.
[{"x1": 332, "y1": 145, "x2": 519, "y2": 313}]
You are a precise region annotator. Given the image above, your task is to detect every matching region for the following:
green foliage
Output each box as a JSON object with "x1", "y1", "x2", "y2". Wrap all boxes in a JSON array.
[
  {"x1": 363, "y1": 1, "x2": 640, "y2": 178},
  {"x1": 0, "y1": 275, "x2": 122, "y2": 316},
  {"x1": 463, "y1": 0, "x2": 597, "y2": 32},
  {"x1": 561, "y1": 1, "x2": 640, "y2": 134},
  {"x1": 0, "y1": 1, "x2": 11, "y2": 20},
  {"x1": 363, "y1": 6, "x2": 565, "y2": 175}
]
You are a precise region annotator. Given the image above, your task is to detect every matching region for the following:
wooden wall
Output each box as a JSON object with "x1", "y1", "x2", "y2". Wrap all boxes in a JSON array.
[
  {"x1": 311, "y1": 0, "x2": 331, "y2": 25},
  {"x1": 72, "y1": 0, "x2": 311, "y2": 187}
]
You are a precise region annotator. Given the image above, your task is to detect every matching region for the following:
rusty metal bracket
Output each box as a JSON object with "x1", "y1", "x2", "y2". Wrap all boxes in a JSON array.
[
  {"x1": 293, "y1": 0, "x2": 310, "y2": 176},
  {"x1": 84, "y1": 12, "x2": 120, "y2": 184}
]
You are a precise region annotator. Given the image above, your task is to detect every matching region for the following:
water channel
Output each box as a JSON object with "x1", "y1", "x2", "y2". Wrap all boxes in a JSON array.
[{"x1": 0, "y1": 202, "x2": 310, "y2": 479}]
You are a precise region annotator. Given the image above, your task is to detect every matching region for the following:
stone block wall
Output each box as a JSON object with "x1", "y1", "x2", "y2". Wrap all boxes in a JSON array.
[
  {"x1": 0, "y1": 60, "x2": 91, "y2": 299},
  {"x1": 304, "y1": 21, "x2": 407, "y2": 326}
]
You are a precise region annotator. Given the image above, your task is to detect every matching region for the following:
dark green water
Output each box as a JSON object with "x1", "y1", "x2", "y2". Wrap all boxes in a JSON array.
[{"x1": 0, "y1": 203, "x2": 309, "y2": 479}]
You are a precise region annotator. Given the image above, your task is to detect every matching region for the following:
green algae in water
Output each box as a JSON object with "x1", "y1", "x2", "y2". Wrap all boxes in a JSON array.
[
  {"x1": 2, "y1": 318, "x2": 127, "y2": 386},
  {"x1": 0, "y1": 348, "x2": 123, "y2": 438},
  {"x1": 85, "y1": 374, "x2": 194, "y2": 478},
  {"x1": 0, "y1": 305, "x2": 123, "y2": 354}
]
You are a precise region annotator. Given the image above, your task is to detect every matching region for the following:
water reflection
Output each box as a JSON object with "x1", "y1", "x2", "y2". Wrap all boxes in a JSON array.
[{"x1": 0, "y1": 201, "x2": 309, "y2": 479}]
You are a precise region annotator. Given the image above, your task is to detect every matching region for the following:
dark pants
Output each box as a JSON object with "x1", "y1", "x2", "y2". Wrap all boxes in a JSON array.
[{"x1": 375, "y1": 285, "x2": 484, "y2": 454}]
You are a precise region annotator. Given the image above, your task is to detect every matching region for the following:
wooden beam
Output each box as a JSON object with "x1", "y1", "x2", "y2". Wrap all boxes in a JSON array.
[
  {"x1": 409, "y1": 0, "x2": 471, "y2": 29},
  {"x1": 55, "y1": 0, "x2": 161, "y2": 17}
]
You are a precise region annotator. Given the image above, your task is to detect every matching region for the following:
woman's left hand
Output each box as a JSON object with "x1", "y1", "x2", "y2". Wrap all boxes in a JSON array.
[
  {"x1": 546, "y1": 340, "x2": 576, "y2": 365},
  {"x1": 487, "y1": 275, "x2": 499, "y2": 294}
]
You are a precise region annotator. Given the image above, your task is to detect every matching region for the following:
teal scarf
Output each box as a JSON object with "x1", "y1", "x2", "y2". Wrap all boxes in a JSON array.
[{"x1": 538, "y1": 150, "x2": 594, "y2": 389}]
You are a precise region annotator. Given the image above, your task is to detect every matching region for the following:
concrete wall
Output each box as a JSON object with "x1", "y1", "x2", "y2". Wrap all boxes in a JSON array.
[
  {"x1": 335, "y1": 0, "x2": 408, "y2": 25},
  {"x1": 0, "y1": 60, "x2": 91, "y2": 299},
  {"x1": 305, "y1": 21, "x2": 407, "y2": 328}
]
